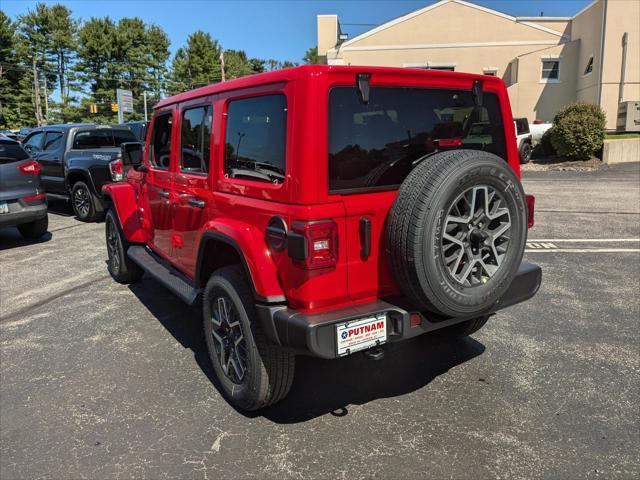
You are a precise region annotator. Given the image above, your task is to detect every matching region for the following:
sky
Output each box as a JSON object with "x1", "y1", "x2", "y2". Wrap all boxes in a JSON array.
[{"x1": 2, "y1": 0, "x2": 594, "y2": 63}]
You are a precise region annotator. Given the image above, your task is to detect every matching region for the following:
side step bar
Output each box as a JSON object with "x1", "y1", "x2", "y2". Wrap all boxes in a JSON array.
[
  {"x1": 46, "y1": 193, "x2": 70, "y2": 202},
  {"x1": 127, "y1": 246, "x2": 201, "y2": 305}
]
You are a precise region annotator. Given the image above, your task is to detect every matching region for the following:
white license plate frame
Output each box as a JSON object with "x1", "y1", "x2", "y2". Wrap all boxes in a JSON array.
[{"x1": 335, "y1": 314, "x2": 387, "y2": 357}]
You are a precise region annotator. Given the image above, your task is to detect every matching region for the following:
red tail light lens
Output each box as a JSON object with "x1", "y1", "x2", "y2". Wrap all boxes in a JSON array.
[
  {"x1": 525, "y1": 194, "x2": 535, "y2": 228},
  {"x1": 18, "y1": 160, "x2": 40, "y2": 175},
  {"x1": 109, "y1": 158, "x2": 124, "y2": 181},
  {"x1": 290, "y1": 220, "x2": 338, "y2": 270}
]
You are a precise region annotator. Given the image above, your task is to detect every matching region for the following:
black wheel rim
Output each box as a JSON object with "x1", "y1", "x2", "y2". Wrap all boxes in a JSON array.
[
  {"x1": 523, "y1": 144, "x2": 531, "y2": 162},
  {"x1": 210, "y1": 295, "x2": 248, "y2": 384},
  {"x1": 74, "y1": 186, "x2": 90, "y2": 217},
  {"x1": 106, "y1": 219, "x2": 120, "y2": 273}
]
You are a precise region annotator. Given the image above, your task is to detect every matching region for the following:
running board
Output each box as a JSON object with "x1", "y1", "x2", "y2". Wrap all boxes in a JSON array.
[
  {"x1": 46, "y1": 193, "x2": 70, "y2": 201},
  {"x1": 127, "y1": 246, "x2": 201, "y2": 305}
]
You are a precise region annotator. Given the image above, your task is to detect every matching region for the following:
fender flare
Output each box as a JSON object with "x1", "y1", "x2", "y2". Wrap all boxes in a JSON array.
[
  {"x1": 196, "y1": 222, "x2": 285, "y2": 304},
  {"x1": 101, "y1": 183, "x2": 146, "y2": 243},
  {"x1": 66, "y1": 168, "x2": 98, "y2": 196}
]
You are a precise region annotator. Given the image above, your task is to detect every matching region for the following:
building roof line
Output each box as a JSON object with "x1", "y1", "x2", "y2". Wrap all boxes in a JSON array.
[{"x1": 335, "y1": 0, "x2": 569, "y2": 52}]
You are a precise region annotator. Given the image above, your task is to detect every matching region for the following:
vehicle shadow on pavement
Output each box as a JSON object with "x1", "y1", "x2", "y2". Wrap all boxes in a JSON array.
[
  {"x1": 0, "y1": 227, "x2": 52, "y2": 250},
  {"x1": 128, "y1": 278, "x2": 485, "y2": 424}
]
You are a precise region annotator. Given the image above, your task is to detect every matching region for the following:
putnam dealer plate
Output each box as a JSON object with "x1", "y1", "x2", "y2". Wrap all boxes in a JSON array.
[{"x1": 336, "y1": 314, "x2": 387, "y2": 356}]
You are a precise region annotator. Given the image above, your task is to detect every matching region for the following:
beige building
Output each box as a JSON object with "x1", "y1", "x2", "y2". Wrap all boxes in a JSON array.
[{"x1": 317, "y1": 0, "x2": 639, "y2": 129}]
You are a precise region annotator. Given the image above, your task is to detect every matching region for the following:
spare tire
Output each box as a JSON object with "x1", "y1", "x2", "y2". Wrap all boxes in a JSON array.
[{"x1": 387, "y1": 150, "x2": 527, "y2": 317}]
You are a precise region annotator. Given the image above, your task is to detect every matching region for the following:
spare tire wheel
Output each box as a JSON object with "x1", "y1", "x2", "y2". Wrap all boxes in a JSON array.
[{"x1": 387, "y1": 150, "x2": 527, "y2": 317}]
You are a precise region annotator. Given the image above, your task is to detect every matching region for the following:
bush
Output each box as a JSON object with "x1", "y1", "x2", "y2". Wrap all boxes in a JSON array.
[
  {"x1": 534, "y1": 127, "x2": 556, "y2": 157},
  {"x1": 550, "y1": 102, "x2": 606, "y2": 160}
]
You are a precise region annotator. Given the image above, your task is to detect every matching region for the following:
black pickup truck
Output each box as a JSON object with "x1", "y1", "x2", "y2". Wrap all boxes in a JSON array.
[{"x1": 22, "y1": 124, "x2": 138, "y2": 222}]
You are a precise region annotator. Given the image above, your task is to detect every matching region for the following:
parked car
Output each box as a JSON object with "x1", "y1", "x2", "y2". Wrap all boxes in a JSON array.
[
  {"x1": 104, "y1": 66, "x2": 541, "y2": 411},
  {"x1": 514, "y1": 117, "x2": 533, "y2": 163},
  {"x1": 122, "y1": 121, "x2": 149, "y2": 142},
  {"x1": 529, "y1": 121, "x2": 553, "y2": 144},
  {"x1": 17, "y1": 127, "x2": 33, "y2": 143},
  {"x1": 0, "y1": 136, "x2": 48, "y2": 239},
  {"x1": 22, "y1": 124, "x2": 138, "y2": 222},
  {"x1": 0, "y1": 129, "x2": 19, "y2": 141}
]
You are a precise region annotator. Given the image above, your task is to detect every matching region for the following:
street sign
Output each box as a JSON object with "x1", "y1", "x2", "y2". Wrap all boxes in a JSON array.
[{"x1": 116, "y1": 88, "x2": 134, "y2": 124}]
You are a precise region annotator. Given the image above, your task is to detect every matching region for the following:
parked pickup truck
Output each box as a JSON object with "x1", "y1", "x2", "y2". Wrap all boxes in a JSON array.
[
  {"x1": 104, "y1": 66, "x2": 541, "y2": 411},
  {"x1": 22, "y1": 124, "x2": 138, "y2": 221}
]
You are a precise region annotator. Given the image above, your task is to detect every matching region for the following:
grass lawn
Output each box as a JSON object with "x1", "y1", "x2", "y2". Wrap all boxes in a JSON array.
[{"x1": 605, "y1": 133, "x2": 640, "y2": 140}]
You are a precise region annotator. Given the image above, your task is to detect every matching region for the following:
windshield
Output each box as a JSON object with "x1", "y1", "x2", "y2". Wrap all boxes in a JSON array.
[
  {"x1": 328, "y1": 87, "x2": 506, "y2": 193},
  {"x1": 73, "y1": 129, "x2": 137, "y2": 149}
]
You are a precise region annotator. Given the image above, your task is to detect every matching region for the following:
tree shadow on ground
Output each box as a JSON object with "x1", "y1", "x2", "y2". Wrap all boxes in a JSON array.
[{"x1": 128, "y1": 277, "x2": 485, "y2": 424}]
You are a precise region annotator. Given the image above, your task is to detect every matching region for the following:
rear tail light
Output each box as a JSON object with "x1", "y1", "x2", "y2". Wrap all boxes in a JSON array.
[
  {"x1": 21, "y1": 193, "x2": 46, "y2": 205},
  {"x1": 525, "y1": 194, "x2": 535, "y2": 228},
  {"x1": 18, "y1": 160, "x2": 40, "y2": 175},
  {"x1": 289, "y1": 220, "x2": 338, "y2": 270},
  {"x1": 109, "y1": 158, "x2": 124, "y2": 181}
]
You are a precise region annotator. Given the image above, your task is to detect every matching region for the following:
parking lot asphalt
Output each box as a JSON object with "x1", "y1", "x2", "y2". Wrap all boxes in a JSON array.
[{"x1": 1, "y1": 163, "x2": 639, "y2": 479}]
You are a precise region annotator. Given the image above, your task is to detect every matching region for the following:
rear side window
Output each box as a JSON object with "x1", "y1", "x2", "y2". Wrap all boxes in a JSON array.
[
  {"x1": 73, "y1": 129, "x2": 137, "y2": 149},
  {"x1": 180, "y1": 105, "x2": 212, "y2": 174},
  {"x1": 224, "y1": 94, "x2": 286, "y2": 184},
  {"x1": 149, "y1": 113, "x2": 173, "y2": 170},
  {"x1": 515, "y1": 118, "x2": 530, "y2": 135},
  {"x1": 0, "y1": 141, "x2": 29, "y2": 164},
  {"x1": 328, "y1": 87, "x2": 506, "y2": 192}
]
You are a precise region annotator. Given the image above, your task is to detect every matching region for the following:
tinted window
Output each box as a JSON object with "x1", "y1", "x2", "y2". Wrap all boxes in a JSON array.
[
  {"x1": 73, "y1": 129, "x2": 137, "y2": 149},
  {"x1": 328, "y1": 87, "x2": 506, "y2": 192},
  {"x1": 224, "y1": 95, "x2": 286, "y2": 184},
  {"x1": 515, "y1": 119, "x2": 530, "y2": 135},
  {"x1": 0, "y1": 141, "x2": 29, "y2": 164},
  {"x1": 180, "y1": 106, "x2": 212, "y2": 174},
  {"x1": 43, "y1": 131, "x2": 63, "y2": 151},
  {"x1": 149, "y1": 113, "x2": 173, "y2": 170},
  {"x1": 23, "y1": 132, "x2": 44, "y2": 152}
]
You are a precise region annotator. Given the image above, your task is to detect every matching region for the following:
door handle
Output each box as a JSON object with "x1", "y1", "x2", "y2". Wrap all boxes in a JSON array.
[{"x1": 188, "y1": 198, "x2": 205, "y2": 208}]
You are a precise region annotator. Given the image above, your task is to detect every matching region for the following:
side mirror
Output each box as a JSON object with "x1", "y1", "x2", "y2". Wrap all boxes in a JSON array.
[{"x1": 121, "y1": 142, "x2": 144, "y2": 167}]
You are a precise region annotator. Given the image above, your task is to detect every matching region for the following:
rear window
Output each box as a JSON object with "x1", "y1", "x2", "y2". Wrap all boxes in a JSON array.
[
  {"x1": 328, "y1": 87, "x2": 506, "y2": 192},
  {"x1": 73, "y1": 129, "x2": 137, "y2": 149},
  {"x1": 515, "y1": 118, "x2": 530, "y2": 135},
  {"x1": 0, "y1": 141, "x2": 29, "y2": 164}
]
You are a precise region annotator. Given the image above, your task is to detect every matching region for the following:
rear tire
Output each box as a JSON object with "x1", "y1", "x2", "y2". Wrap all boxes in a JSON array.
[
  {"x1": 437, "y1": 315, "x2": 491, "y2": 338},
  {"x1": 203, "y1": 265, "x2": 295, "y2": 411},
  {"x1": 519, "y1": 142, "x2": 532, "y2": 164},
  {"x1": 387, "y1": 150, "x2": 527, "y2": 317},
  {"x1": 105, "y1": 209, "x2": 143, "y2": 283},
  {"x1": 72, "y1": 181, "x2": 103, "y2": 222},
  {"x1": 17, "y1": 215, "x2": 48, "y2": 239}
]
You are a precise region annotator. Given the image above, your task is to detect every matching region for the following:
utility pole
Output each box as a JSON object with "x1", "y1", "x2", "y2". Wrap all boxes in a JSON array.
[
  {"x1": 32, "y1": 59, "x2": 42, "y2": 126},
  {"x1": 143, "y1": 91, "x2": 148, "y2": 121},
  {"x1": 220, "y1": 52, "x2": 226, "y2": 82}
]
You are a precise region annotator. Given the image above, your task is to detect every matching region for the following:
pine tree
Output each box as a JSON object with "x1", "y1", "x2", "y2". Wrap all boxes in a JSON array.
[{"x1": 169, "y1": 31, "x2": 221, "y2": 94}]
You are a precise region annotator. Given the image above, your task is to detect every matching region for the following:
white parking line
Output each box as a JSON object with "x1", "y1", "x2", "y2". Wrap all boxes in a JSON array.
[
  {"x1": 525, "y1": 248, "x2": 640, "y2": 253},
  {"x1": 527, "y1": 239, "x2": 639, "y2": 242}
]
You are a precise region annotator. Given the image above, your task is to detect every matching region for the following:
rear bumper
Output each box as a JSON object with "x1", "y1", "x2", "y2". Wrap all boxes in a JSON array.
[
  {"x1": 0, "y1": 199, "x2": 47, "y2": 229},
  {"x1": 256, "y1": 261, "x2": 542, "y2": 359}
]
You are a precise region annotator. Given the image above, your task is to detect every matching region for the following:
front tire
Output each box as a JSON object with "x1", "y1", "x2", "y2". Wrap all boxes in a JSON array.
[
  {"x1": 17, "y1": 215, "x2": 48, "y2": 239},
  {"x1": 105, "y1": 209, "x2": 143, "y2": 283},
  {"x1": 203, "y1": 265, "x2": 295, "y2": 411},
  {"x1": 72, "y1": 181, "x2": 103, "y2": 222}
]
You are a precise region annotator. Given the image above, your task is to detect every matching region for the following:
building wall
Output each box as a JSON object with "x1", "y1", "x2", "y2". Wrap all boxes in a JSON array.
[{"x1": 572, "y1": 0, "x2": 604, "y2": 106}]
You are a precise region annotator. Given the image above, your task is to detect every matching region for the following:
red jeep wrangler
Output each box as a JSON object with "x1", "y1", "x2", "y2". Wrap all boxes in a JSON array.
[{"x1": 103, "y1": 66, "x2": 541, "y2": 411}]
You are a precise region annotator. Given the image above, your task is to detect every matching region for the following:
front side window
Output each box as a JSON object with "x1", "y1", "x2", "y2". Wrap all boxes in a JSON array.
[
  {"x1": 149, "y1": 113, "x2": 173, "y2": 170},
  {"x1": 43, "y1": 131, "x2": 63, "y2": 151},
  {"x1": 224, "y1": 94, "x2": 286, "y2": 184},
  {"x1": 180, "y1": 105, "x2": 212, "y2": 174},
  {"x1": 328, "y1": 87, "x2": 506, "y2": 192},
  {"x1": 73, "y1": 129, "x2": 137, "y2": 149},
  {"x1": 541, "y1": 60, "x2": 560, "y2": 81}
]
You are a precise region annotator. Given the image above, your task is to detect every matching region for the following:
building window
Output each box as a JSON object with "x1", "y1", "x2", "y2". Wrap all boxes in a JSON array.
[
  {"x1": 483, "y1": 68, "x2": 498, "y2": 76},
  {"x1": 428, "y1": 65, "x2": 455, "y2": 71},
  {"x1": 584, "y1": 56, "x2": 594, "y2": 76},
  {"x1": 541, "y1": 59, "x2": 560, "y2": 82}
]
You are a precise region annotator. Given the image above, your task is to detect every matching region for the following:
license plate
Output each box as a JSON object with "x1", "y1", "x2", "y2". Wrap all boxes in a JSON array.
[
  {"x1": 336, "y1": 314, "x2": 387, "y2": 356},
  {"x1": 0, "y1": 201, "x2": 8, "y2": 214}
]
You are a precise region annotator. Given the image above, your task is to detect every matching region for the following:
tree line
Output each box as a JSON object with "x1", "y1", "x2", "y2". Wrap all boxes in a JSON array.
[{"x1": 0, "y1": 3, "x2": 320, "y2": 129}]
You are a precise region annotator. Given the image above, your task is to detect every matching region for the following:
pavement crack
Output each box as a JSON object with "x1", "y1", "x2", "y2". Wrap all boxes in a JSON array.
[{"x1": 0, "y1": 274, "x2": 111, "y2": 323}]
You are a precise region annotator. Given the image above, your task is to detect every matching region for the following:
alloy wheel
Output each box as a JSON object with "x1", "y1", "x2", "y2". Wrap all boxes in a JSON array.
[
  {"x1": 210, "y1": 295, "x2": 248, "y2": 384},
  {"x1": 74, "y1": 186, "x2": 90, "y2": 217},
  {"x1": 441, "y1": 185, "x2": 511, "y2": 287}
]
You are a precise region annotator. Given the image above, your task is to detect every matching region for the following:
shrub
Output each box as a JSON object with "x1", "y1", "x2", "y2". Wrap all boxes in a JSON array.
[
  {"x1": 534, "y1": 127, "x2": 556, "y2": 157},
  {"x1": 550, "y1": 102, "x2": 606, "y2": 160}
]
